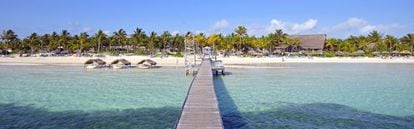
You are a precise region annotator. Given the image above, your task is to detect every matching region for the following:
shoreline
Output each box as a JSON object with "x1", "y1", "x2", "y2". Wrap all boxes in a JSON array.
[{"x1": 2, "y1": 56, "x2": 414, "y2": 67}]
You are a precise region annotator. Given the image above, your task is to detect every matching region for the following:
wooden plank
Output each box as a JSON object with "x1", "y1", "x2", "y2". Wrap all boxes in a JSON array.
[{"x1": 176, "y1": 60, "x2": 224, "y2": 129}]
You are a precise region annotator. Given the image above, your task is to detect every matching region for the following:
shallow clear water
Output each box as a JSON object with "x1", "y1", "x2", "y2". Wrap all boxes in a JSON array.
[
  {"x1": 215, "y1": 63, "x2": 414, "y2": 129},
  {"x1": 2, "y1": 63, "x2": 414, "y2": 129},
  {"x1": 0, "y1": 65, "x2": 191, "y2": 129}
]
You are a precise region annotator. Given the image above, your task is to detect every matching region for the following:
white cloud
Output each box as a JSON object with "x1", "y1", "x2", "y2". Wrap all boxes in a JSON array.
[
  {"x1": 334, "y1": 18, "x2": 368, "y2": 30},
  {"x1": 267, "y1": 19, "x2": 318, "y2": 34},
  {"x1": 171, "y1": 30, "x2": 180, "y2": 35},
  {"x1": 292, "y1": 19, "x2": 318, "y2": 32},
  {"x1": 360, "y1": 25, "x2": 376, "y2": 33},
  {"x1": 103, "y1": 30, "x2": 111, "y2": 35},
  {"x1": 321, "y1": 17, "x2": 404, "y2": 37},
  {"x1": 210, "y1": 19, "x2": 229, "y2": 33}
]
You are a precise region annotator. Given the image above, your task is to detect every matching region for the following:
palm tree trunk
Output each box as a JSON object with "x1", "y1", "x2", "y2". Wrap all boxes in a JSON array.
[{"x1": 98, "y1": 40, "x2": 101, "y2": 53}]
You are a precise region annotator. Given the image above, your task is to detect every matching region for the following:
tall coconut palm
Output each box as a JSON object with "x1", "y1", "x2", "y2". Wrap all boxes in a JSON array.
[
  {"x1": 113, "y1": 29, "x2": 128, "y2": 49},
  {"x1": 79, "y1": 32, "x2": 89, "y2": 53},
  {"x1": 325, "y1": 38, "x2": 341, "y2": 51},
  {"x1": 1, "y1": 29, "x2": 19, "y2": 49},
  {"x1": 367, "y1": 31, "x2": 383, "y2": 52},
  {"x1": 207, "y1": 34, "x2": 223, "y2": 54},
  {"x1": 401, "y1": 34, "x2": 414, "y2": 53},
  {"x1": 27, "y1": 33, "x2": 40, "y2": 54},
  {"x1": 59, "y1": 30, "x2": 71, "y2": 51},
  {"x1": 40, "y1": 34, "x2": 51, "y2": 52},
  {"x1": 93, "y1": 30, "x2": 107, "y2": 53},
  {"x1": 148, "y1": 31, "x2": 158, "y2": 56},
  {"x1": 384, "y1": 35, "x2": 399, "y2": 53},
  {"x1": 235, "y1": 26, "x2": 247, "y2": 52},
  {"x1": 132, "y1": 27, "x2": 146, "y2": 47},
  {"x1": 194, "y1": 33, "x2": 207, "y2": 47},
  {"x1": 48, "y1": 32, "x2": 59, "y2": 50},
  {"x1": 268, "y1": 29, "x2": 287, "y2": 52},
  {"x1": 160, "y1": 31, "x2": 171, "y2": 56},
  {"x1": 171, "y1": 34, "x2": 184, "y2": 52}
]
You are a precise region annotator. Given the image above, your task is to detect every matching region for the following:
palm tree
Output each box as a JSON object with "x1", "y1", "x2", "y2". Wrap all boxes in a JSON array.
[
  {"x1": 93, "y1": 30, "x2": 107, "y2": 53},
  {"x1": 160, "y1": 31, "x2": 171, "y2": 55},
  {"x1": 27, "y1": 33, "x2": 40, "y2": 54},
  {"x1": 250, "y1": 36, "x2": 268, "y2": 50},
  {"x1": 171, "y1": 34, "x2": 184, "y2": 52},
  {"x1": 367, "y1": 31, "x2": 382, "y2": 52},
  {"x1": 49, "y1": 32, "x2": 59, "y2": 50},
  {"x1": 132, "y1": 27, "x2": 146, "y2": 48},
  {"x1": 79, "y1": 32, "x2": 89, "y2": 53},
  {"x1": 59, "y1": 30, "x2": 71, "y2": 51},
  {"x1": 401, "y1": 34, "x2": 414, "y2": 53},
  {"x1": 1, "y1": 29, "x2": 19, "y2": 49},
  {"x1": 194, "y1": 33, "x2": 207, "y2": 47},
  {"x1": 384, "y1": 35, "x2": 399, "y2": 53},
  {"x1": 235, "y1": 26, "x2": 247, "y2": 52},
  {"x1": 325, "y1": 38, "x2": 341, "y2": 51},
  {"x1": 40, "y1": 34, "x2": 51, "y2": 52},
  {"x1": 148, "y1": 31, "x2": 158, "y2": 56},
  {"x1": 207, "y1": 34, "x2": 223, "y2": 54},
  {"x1": 113, "y1": 29, "x2": 128, "y2": 50},
  {"x1": 268, "y1": 29, "x2": 287, "y2": 53}
]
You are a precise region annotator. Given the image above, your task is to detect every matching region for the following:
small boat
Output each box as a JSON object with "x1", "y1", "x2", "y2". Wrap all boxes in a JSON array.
[
  {"x1": 212, "y1": 60, "x2": 225, "y2": 75},
  {"x1": 110, "y1": 59, "x2": 131, "y2": 69},
  {"x1": 84, "y1": 59, "x2": 106, "y2": 69},
  {"x1": 137, "y1": 59, "x2": 157, "y2": 69}
]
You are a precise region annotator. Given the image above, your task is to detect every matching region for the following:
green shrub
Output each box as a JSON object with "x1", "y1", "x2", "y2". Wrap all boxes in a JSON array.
[
  {"x1": 173, "y1": 52, "x2": 183, "y2": 57},
  {"x1": 323, "y1": 51, "x2": 336, "y2": 57}
]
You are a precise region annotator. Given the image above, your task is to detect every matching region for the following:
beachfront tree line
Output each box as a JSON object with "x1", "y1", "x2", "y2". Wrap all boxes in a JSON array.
[{"x1": 1, "y1": 26, "x2": 413, "y2": 56}]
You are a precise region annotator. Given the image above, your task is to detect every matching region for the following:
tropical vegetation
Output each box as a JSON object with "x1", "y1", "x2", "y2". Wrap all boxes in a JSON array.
[{"x1": 1, "y1": 27, "x2": 413, "y2": 57}]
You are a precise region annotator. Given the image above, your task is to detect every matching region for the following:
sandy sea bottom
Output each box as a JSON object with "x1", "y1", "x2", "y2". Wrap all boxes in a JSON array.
[
  {"x1": 0, "y1": 65, "x2": 192, "y2": 129},
  {"x1": 1, "y1": 63, "x2": 414, "y2": 129},
  {"x1": 215, "y1": 63, "x2": 414, "y2": 129}
]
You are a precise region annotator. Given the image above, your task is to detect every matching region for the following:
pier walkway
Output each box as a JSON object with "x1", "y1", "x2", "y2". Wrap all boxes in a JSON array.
[{"x1": 176, "y1": 59, "x2": 224, "y2": 129}]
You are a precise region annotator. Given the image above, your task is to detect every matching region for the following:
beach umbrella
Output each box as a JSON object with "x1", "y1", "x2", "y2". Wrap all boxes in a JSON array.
[
  {"x1": 355, "y1": 50, "x2": 365, "y2": 56},
  {"x1": 273, "y1": 50, "x2": 282, "y2": 54},
  {"x1": 392, "y1": 50, "x2": 400, "y2": 54},
  {"x1": 335, "y1": 51, "x2": 344, "y2": 56},
  {"x1": 400, "y1": 50, "x2": 412, "y2": 55}
]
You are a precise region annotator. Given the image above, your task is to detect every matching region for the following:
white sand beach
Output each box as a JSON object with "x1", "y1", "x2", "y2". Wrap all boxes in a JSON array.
[{"x1": 1, "y1": 56, "x2": 414, "y2": 67}]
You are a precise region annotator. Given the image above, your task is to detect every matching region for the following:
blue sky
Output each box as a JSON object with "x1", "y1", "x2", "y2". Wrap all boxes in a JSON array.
[{"x1": 0, "y1": 0, "x2": 413, "y2": 38}]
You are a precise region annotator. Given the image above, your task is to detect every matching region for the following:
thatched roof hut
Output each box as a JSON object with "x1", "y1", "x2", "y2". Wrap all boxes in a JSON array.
[
  {"x1": 137, "y1": 59, "x2": 157, "y2": 66},
  {"x1": 110, "y1": 59, "x2": 131, "y2": 65},
  {"x1": 288, "y1": 34, "x2": 326, "y2": 50},
  {"x1": 85, "y1": 59, "x2": 106, "y2": 65},
  {"x1": 400, "y1": 50, "x2": 412, "y2": 55}
]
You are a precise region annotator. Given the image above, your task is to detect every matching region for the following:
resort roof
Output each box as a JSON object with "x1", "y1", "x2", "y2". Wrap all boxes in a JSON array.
[{"x1": 288, "y1": 34, "x2": 326, "y2": 50}]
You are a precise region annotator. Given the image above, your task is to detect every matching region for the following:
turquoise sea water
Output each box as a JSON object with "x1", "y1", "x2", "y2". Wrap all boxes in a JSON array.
[
  {"x1": 1, "y1": 63, "x2": 414, "y2": 129},
  {"x1": 0, "y1": 65, "x2": 191, "y2": 129},
  {"x1": 215, "y1": 63, "x2": 414, "y2": 129}
]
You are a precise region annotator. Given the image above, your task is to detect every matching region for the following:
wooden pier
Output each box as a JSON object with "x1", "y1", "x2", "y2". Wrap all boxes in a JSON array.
[{"x1": 176, "y1": 59, "x2": 224, "y2": 129}]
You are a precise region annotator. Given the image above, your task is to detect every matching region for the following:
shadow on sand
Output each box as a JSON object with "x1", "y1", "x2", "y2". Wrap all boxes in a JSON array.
[
  {"x1": 213, "y1": 76, "x2": 414, "y2": 129},
  {"x1": 0, "y1": 104, "x2": 180, "y2": 129}
]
